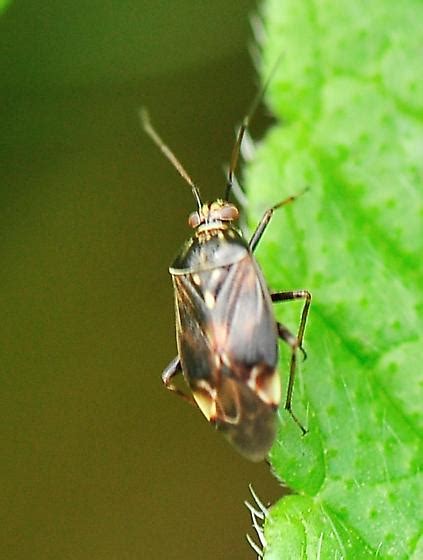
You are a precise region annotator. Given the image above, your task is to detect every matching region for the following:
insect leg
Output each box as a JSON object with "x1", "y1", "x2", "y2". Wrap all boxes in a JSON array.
[
  {"x1": 276, "y1": 322, "x2": 307, "y2": 435},
  {"x1": 271, "y1": 290, "x2": 311, "y2": 353},
  {"x1": 272, "y1": 290, "x2": 312, "y2": 435},
  {"x1": 248, "y1": 189, "x2": 308, "y2": 253},
  {"x1": 162, "y1": 355, "x2": 196, "y2": 405}
]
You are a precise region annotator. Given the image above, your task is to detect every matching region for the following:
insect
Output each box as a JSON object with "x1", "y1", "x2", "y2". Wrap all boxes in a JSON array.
[{"x1": 141, "y1": 84, "x2": 311, "y2": 462}]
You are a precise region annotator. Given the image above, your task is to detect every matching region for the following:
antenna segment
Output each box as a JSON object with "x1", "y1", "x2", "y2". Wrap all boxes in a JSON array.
[{"x1": 140, "y1": 108, "x2": 203, "y2": 210}]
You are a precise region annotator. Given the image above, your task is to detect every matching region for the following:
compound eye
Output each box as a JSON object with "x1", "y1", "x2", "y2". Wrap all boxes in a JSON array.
[
  {"x1": 219, "y1": 204, "x2": 239, "y2": 221},
  {"x1": 188, "y1": 211, "x2": 201, "y2": 228}
]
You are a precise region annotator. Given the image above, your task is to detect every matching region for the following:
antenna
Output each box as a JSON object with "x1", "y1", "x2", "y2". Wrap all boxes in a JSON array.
[
  {"x1": 140, "y1": 108, "x2": 203, "y2": 211},
  {"x1": 225, "y1": 55, "x2": 283, "y2": 201}
]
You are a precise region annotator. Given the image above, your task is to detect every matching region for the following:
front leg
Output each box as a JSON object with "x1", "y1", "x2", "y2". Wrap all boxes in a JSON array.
[
  {"x1": 248, "y1": 189, "x2": 308, "y2": 253},
  {"x1": 162, "y1": 355, "x2": 196, "y2": 405}
]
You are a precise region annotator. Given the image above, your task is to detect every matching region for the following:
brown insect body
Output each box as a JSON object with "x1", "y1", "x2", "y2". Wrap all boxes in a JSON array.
[
  {"x1": 141, "y1": 103, "x2": 311, "y2": 463},
  {"x1": 169, "y1": 202, "x2": 281, "y2": 461}
]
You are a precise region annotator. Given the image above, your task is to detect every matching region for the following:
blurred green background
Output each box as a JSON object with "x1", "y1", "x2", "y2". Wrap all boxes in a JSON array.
[{"x1": 1, "y1": 2, "x2": 283, "y2": 558}]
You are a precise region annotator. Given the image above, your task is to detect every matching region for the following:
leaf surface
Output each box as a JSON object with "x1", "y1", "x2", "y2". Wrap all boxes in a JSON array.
[{"x1": 245, "y1": 1, "x2": 423, "y2": 557}]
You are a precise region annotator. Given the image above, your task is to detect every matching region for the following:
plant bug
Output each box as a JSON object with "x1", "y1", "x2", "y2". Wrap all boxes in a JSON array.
[{"x1": 141, "y1": 79, "x2": 311, "y2": 462}]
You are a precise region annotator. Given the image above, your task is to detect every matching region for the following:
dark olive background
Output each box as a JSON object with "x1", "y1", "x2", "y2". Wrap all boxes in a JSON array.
[{"x1": 1, "y1": 2, "x2": 283, "y2": 558}]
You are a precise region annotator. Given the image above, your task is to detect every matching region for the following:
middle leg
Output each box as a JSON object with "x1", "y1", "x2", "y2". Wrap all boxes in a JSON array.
[
  {"x1": 162, "y1": 355, "x2": 196, "y2": 406},
  {"x1": 272, "y1": 290, "x2": 312, "y2": 434}
]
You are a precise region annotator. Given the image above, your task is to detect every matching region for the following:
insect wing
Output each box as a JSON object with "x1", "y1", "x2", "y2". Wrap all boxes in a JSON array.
[
  {"x1": 213, "y1": 374, "x2": 279, "y2": 462},
  {"x1": 173, "y1": 254, "x2": 280, "y2": 461},
  {"x1": 212, "y1": 254, "x2": 278, "y2": 374},
  {"x1": 173, "y1": 273, "x2": 216, "y2": 385}
]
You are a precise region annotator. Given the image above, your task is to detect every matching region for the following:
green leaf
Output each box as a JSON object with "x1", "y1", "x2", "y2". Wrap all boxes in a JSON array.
[
  {"x1": 0, "y1": 0, "x2": 12, "y2": 14},
  {"x1": 245, "y1": 1, "x2": 423, "y2": 558}
]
